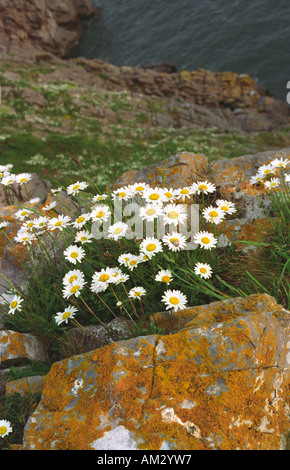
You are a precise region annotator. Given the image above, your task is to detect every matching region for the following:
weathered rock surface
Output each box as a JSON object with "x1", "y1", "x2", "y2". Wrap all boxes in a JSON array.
[
  {"x1": 0, "y1": 0, "x2": 101, "y2": 58},
  {"x1": 20, "y1": 293, "x2": 290, "y2": 450},
  {"x1": 0, "y1": 330, "x2": 47, "y2": 366}
]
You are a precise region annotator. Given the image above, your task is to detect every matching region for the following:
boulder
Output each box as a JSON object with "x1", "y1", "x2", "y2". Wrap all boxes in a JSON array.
[
  {"x1": 5, "y1": 375, "x2": 47, "y2": 397},
  {"x1": 0, "y1": 330, "x2": 47, "y2": 366},
  {"x1": 20, "y1": 294, "x2": 290, "y2": 450}
]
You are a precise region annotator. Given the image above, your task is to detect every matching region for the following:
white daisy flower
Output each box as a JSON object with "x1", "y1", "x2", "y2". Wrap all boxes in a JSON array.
[
  {"x1": 139, "y1": 237, "x2": 163, "y2": 258},
  {"x1": 75, "y1": 230, "x2": 93, "y2": 244},
  {"x1": 107, "y1": 222, "x2": 129, "y2": 241},
  {"x1": 175, "y1": 186, "x2": 195, "y2": 202},
  {"x1": 191, "y1": 180, "x2": 216, "y2": 195},
  {"x1": 0, "y1": 221, "x2": 9, "y2": 229},
  {"x1": 92, "y1": 193, "x2": 108, "y2": 203},
  {"x1": 67, "y1": 181, "x2": 88, "y2": 196},
  {"x1": 0, "y1": 420, "x2": 13, "y2": 438},
  {"x1": 63, "y1": 269, "x2": 85, "y2": 286},
  {"x1": 14, "y1": 230, "x2": 36, "y2": 245},
  {"x1": 257, "y1": 163, "x2": 275, "y2": 178},
  {"x1": 139, "y1": 203, "x2": 164, "y2": 221},
  {"x1": 270, "y1": 157, "x2": 290, "y2": 169},
  {"x1": 0, "y1": 170, "x2": 10, "y2": 179},
  {"x1": 194, "y1": 262, "x2": 213, "y2": 279},
  {"x1": 161, "y1": 289, "x2": 188, "y2": 312},
  {"x1": 285, "y1": 173, "x2": 290, "y2": 184},
  {"x1": 161, "y1": 187, "x2": 178, "y2": 202},
  {"x1": 47, "y1": 214, "x2": 71, "y2": 231},
  {"x1": 62, "y1": 279, "x2": 86, "y2": 299},
  {"x1": 72, "y1": 213, "x2": 91, "y2": 229},
  {"x1": 142, "y1": 187, "x2": 166, "y2": 204},
  {"x1": 63, "y1": 245, "x2": 85, "y2": 264},
  {"x1": 15, "y1": 173, "x2": 32, "y2": 185},
  {"x1": 8, "y1": 295, "x2": 23, "y2": 314},
  {"x1": 128, "y1": 286, "x2": 146, "y2": 299},
  {"x1": 250, "y1": 174, "x2": 264, "y2": 185},
  {"x1": 193, "y1": 231, "x2": 217, "y2": 250},
  {"x1": 22, "y1": 219, "x2": 37, "y2": 231},
  {"x1": 202, "y1": 205, "x2": 225, "y2": 225},
  {"x1": 129, "y1": 182, "x2": 150, "y2": 196},
  {"x1": 215, "y1": 199, "x2": 237, "y2": 215},
  {"x1": 51, "y1": 187, "x2": 62, "y2": 195},
  {"x1": 90, "y1": 268, "x2": 115, "y2": 293},
  {"x1": 264, "y1": 178, "x2": 280, "y2": 190},
  {"x1": 90, "y1": 205, "x2": 111, "y2": 223},
  {"x1": 42, "y1": 200, "x2": 57, "y2": 211},
  {"x1": 112, "y1": 186, "x2": 133, "y2": 201},
  {"x1": 55, "y1": 305, "x2": 78, "y2": 325},
  {"x1": 1, "y1": 174, "x2": 16, "y2": 186},
  {"x1": 118, "y1": 253, "x2": 142, "y2": 270},
  {"x1": 28, "y1": 197, "x2": 40, "y2": 205},
  {"x1": 162, "y1": 231, "x2": 187, "y2": 251},
  {"x1": 155, "y1": 269, "x2": 172, "y2": 284},
  {"x1": 162, "y1": 203, "x2": 187, "y2": 226},
  {"x1": 33, "y1": 216, "x2": 48, "y2": 230},
  {"x1": 15, "y1": 208, "x2": 33, "y2": 220},
  {"x1": 111, "y1": 272, "x2": 130, "y2": 284}
]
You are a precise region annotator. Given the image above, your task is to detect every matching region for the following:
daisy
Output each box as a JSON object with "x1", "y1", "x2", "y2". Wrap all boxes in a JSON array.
[
  {"x1": 90, "y1": 268, "x2": 115, "y2": 293},
  {"x1": 28, "y1": 197, "x2": 40, "y2": 205},
  {"x1": 63, "y1": 269, "x2": 85, "y2": 287},
  {"x1": 72, "y1": 212, "x2": 91, "y2": 229},
  {"x1": 162, "y1": 231, "x2": 187, "y2": 251},
  {"x1": 33, "y1": 216, "x2": 48, "y2": 230},
  {"x1": 161, "y1": 289, "x2": 188, "y2": 312},
  {"x1": 62, "y1": 279, "x2": 86, "y2": 299},
  {"x1": 175, "y1": 186, "x2": 195, "y2": 202},
  {"x1": 15, "y1": 173, "x2": 32, "y2": 185},
  {"x1": 107, "y1": 222, "x2": 129, "y2": 241},
  {"x1": 90, "y1": 205, "x2": 111, "y2": 223},
  {"x1": 162, "y1": 187, "x2": 179, "y2": 203},
  {"x1": 264, "y1": 178, "x2": 280, "y2": 190},
  {"x1": 118, "y1": 253, "x2": 133, "y2": 267},
  {"x1": 67, "y1": 181, "x2": 88, "y2": 196},
  {"x1": 92, "y1": 193, "x2": 108, "y2": 203},
  {"x1": 47, "y1": 214, "x2": 71, "y2": 231},
  {"x1": 8, "y1": 295, "x2": 23, "y2": 314},
  {"x1": 270, "y1": 157, "x2": 290, "y2": 169},
  {"x1": 14, "y1": 230, "x2": 36, "y2": 245},
  {"x1": 139, "y1": 237, "x2": 163, "y2": 258},
  {"x1": 257, "y1": 163, "x2": 275, "y2": 178},
  {"x1": 111, "y1": 272, "x2": 130, "y2": 285},
  {"x1": 193, "y1": 231, "x2": 217, "y2": 250},
  {"x1": 0, "y1": 221, "x2": 9, "y2": 229},
  {"x1": 51, "y1": 187, "x2": 62, "y2": 195},
  {"x1": 129, "y1": 182, "x2": 150, "y2": 196},
  {"x1": 250, "y1": 174, "x2": 264, "y2": 185},
  {"x1": 191, "y1": 180, "x2": 216, "y2": 195},
  {"x1": 118, "y1": 253, "x2": 142, "y2": 270},
  {"x1": 22, "y1": 219, "x2": 37, "y2": 231},
  {"x1": 1, "y1": 174, "x2": 16, "y2": 186},
  {"x1": 42, "y1": 200, "x2": 57, "y2": 211},
  {"x1": 63, "y1": 245, "x2": 85, "y2": 264},
  {"x1": 155, "y1": 269, "x2": 172, "y2": 284},
  {"x1": 162, "y1": 203, "x2": 187, "y2": 227},
  {"x1": 202, "y1": 205, "x2": 225, "y2": 225},
  {"x1": 55, "y1": 305, "x2": 78, "y2": 325},
  {"x1": 75, "y1": 230, "x2": 93, "y2": 244},
  {"x1": 0, "y1": 420, "x2": 13, "y2": 438},
  {"x1": 111, "y1": 186, "x2": 133, "y2": 201},
  {"x1": 215, "y1": 199, "x2": 237, "y2": 215},
  {"x1": 128, "y1": 286, "x2": 146, "y2": 299},
  {"x1": 15, "y1": 208, "x2": 33, "y2": 220},
  {"x1": 194, "y1": 262, "x2": 213, "y2": 279},
  {"x1": 285, "y1": 173, "x2": 290, "y2": 184},
  {"x1": 139, "y1": 203, "x2": 164, "y2": 221},
  {"x1": 142, "y1": 187, "x2": 166, "y2": 204}
]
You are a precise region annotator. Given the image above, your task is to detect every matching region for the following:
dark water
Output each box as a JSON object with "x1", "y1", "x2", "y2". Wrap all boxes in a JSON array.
[{"x1": 68, "y1": 0, "x2": 290, "y2": 102}]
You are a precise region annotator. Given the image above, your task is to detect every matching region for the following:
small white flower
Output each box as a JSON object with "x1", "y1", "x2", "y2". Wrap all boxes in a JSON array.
[
  {"x1": 162, "y1": 231, "x2": 187, "y2": 251},
  {"x1": 42, "y1": 200, "x2": 57, "y2": 211},
  {"x1": 92, "y1": 193, "x2": 108, "y2": 203},
  {"x1": 63, "y1": 245, "x2": 85, "y2": 264},
  {"x1": 250, "y1": 174, "x2": 264, "y2": 185},
  {"x1": 129, "y1": 182, "x2": 150, "y2": 196},
  {"x1": 47, "y1": 214, "x2": 71, "y2": 231},
  {"x1": 67, "y1": 181, "x2": 88, "y2": 196},
  {"x1": 162, "y1": 187, "x2": 179, "y2": 202},
  {"x1": 33, "y1": 216, "x2": 48, "y2": 230},
  {"x1": 72, "y1": 213, "x2": 91, "y2": 229},
  {"x1": 161, "y1": 289, "x2": 188, "y2": 312},
  {"x1": 139, "y1": 237, "x2": 163, "y2": 258},
  {"x1": 270, "y1": 157, "x2": 290, "y2": 169},
  {"x1": 175, "y1": 186, "x2": 195, "y2": 202},
  {"x1": 202, "y1": 205, "x2": 225, "y2": 225},
  {"x1": 191, "y1": 180, "x2": 216, "y2": 195},
  {"x1": 14, "y1": 230, "x2": 36, "y2": 245},
  {"x1": 8, "y1": 295, "x2": 23, "y2": 314},
  {"x1": 90, "y1": 205, "x2": 111, "y2": 223},
  {"x1": 75, "y1": 230, "x2": 93, "y2": 244},
  {"x1": 257, "y1": 163, "x2": 275, "y2": 178},
  {"x1": 107, "y1": 222, "x2": 129, "y2": 241},
  {"x1": 16, "y1": 173, "x2": 32, "y2": 185},
  {"x1": 193, "y1": 231, "x2": 217, "y2": 250},
  {"x1": 118, "y1": 253, "x2": 142, "y2": 270},
  {"x1": 0, "y1": 221, "x2": 9, "y2": 229},
  {"x1": 139, "y1": 203, "x2": 164, "y2": 221},
  {"x1": 128, "y1": 286, "x2": 146, "y2": 299},
  {"x1": 51, "y1": 187, "x2": 62, "y2": 195},
  {"x1": 55, "y1": 305, "x2": 78, "y2": 325},
  {"x1": 264, "y1": 177, "x2": 280, "y2": 190},
  {"x1": 63, "y1": 269, "x2": 85, "y2": 287},
  {"x1": 162, "y1": 203, "x2": 187, "y2": 227},
  {"x1": 215, "y1": 200, "x2": 237, "y2": 215},
  {"x1": 90, "y1": 268, "x2": 115, "y2": 293},
  {"x1": 142, "y1": 187, "x2": 166, "y2": 204},
  {"x1": 62, "y1": 279, "x2": 86, "y2": 299},
  {"x1": 28, "y1": 197, "x2": 40, "y2": 205},
  {"x1": 155, "y1": 269, "x2": 172, "y2": 284},
  {"x1": 194, "y1": 262, "x2": 213, "y2": 279},
  {"x1": 1, "y1": 174, "x2": 16, "y2": 186},
  {"x1": 285, "y1": 173, "x2": 290, "y2": 184},
  {"x1": 112, "y1": 186, "x2": 133, "y2": 201},
  {"x1": 15, "y1": 209, "x2": 33, "y2": 221},
  {"x1": 0, "y1": 420, "x2": 13, "y2": 438}
]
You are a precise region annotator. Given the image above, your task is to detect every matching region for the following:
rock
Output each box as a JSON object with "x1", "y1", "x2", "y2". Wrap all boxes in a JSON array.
[
  {"x1": 141, "y1": 62, "x2": 178, "y2": 74},
  {"x1": 20, "y1": 293, "x2": 290, "y2": 450},
  {"x1": 0, "y1": 330, "x2": 47, "y2": 366},
  {"x1": 5, "y1": 375, "x2": 47, "y2": 397}
]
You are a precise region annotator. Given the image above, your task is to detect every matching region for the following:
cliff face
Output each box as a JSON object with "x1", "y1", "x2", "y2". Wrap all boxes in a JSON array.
[{"x1": 0, "y1": 0, "x2": 100, "y2": 58}]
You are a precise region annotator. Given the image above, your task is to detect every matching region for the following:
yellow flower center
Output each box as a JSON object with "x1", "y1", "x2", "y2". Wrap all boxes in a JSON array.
[
  {"x1": 221, "y1": 206, "x2": 228, "y2": 211},
  {"x1": 181, "y1": 189, "x2": 189, "y2": 194},
  {"x1": 55, "y1": 221, "x2": 63, "y2": 227},
  {"x1": 149, "y1": 193, "x2": 159, "y2": 200},
  {"x1": 0, "y1": 426, "x2": 7, "y2": 435},
  {"x1": 96, "y1": 211, "x2": 104, "y2": 218},
  {"x1": 169, "y1": 296, "x2": 179, "y2": 305},
  {"x1": 136, "y1": 185, "x2": 145, "y2": 191},
  {"x1": 164, "y1": 192, "x2": 172, "y2": 198},
  {"x1": 114, "y1": 227, "x2": 123, "y2": 234},
  {"x1": 26, "y1": 222, "x2": 34, "y2": 228},
  {"x1": 70, "y1": 252, "x2": 79, "y2": 258},
  {"x1": 167, "y1": 211, "x2": 179, "y2": 219},
  {"x1": 119, "y1": 192, "x2": 126, "y2": 198},
  {"x1": 162, "y1": 275, "x2": 171, "y2": 283},
  {"x1": 73, "y1": 184, "x2": 80, "y2": 191},
  {"x1": 20, "y1": 178, "x2": 27, "y2": 183},
  {"x1": 21, "y1": 211, "x2": 28, "y2": 216},
  {"x1": 146, "y1": 243, "x2": 156, "y2": 252},
  {"x1": 10, "y1": 301, "x2": 18, "y2": 309},
  {"x1": 81, "y1": 236, "x2": 87, "y2": 241},
  {"x1": 134, "y1": 291, "x2": 141, "y2": 297},
  {"x1": 22, "y1": 237, "x2": 28, "y2": 241},
  {"x1": 201, "y1": 236, "x2": 210, "y2": 244},
  {"x1": 170, "y1": 237, "x2": 179, "y2": 246},
  {"x1": 62, "y1": 311, "x2": 71, "y2": 320},
  {"x1": 70, "y1": 285, "x2": 80, "y2": 294},
  {"x1": 99, "y1": 273, "x2": 110, "y2": 282},
  {"x1": 200, "y1": 267, "x2": 207, "y2": 274},
  {"x1": 69, "y1": 275, "x2": 78, "y2": 283},
  {"x1": 209, "y1": 210, "x2": 219, "y2": 218},
  {"x1": 146, "y1": 208, "x2": 156, "y2": 216},
  {"x1": 77, "y1": 216, "x2": 85, "y2": 224},
  {"x1": 198, "y1": 184, "x2": 207, "y2": 190},
  {"x1": 264, "y1": 169, "x2": 271, "y2": 174},
  {"x1": 129, "y1": 260, "x2": 137, "y2": 265}
]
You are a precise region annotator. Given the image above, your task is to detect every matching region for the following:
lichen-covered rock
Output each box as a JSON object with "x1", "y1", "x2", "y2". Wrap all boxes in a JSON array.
[
  {"x1": 0, "y1": 330, "x2": 47, "y2": 365},
  {"x1": 5, "y1": 375, "x2": 47, "y2": 397},
  {"x1": 21, "y1": 294, "x2": 290, "y2": 450}
]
